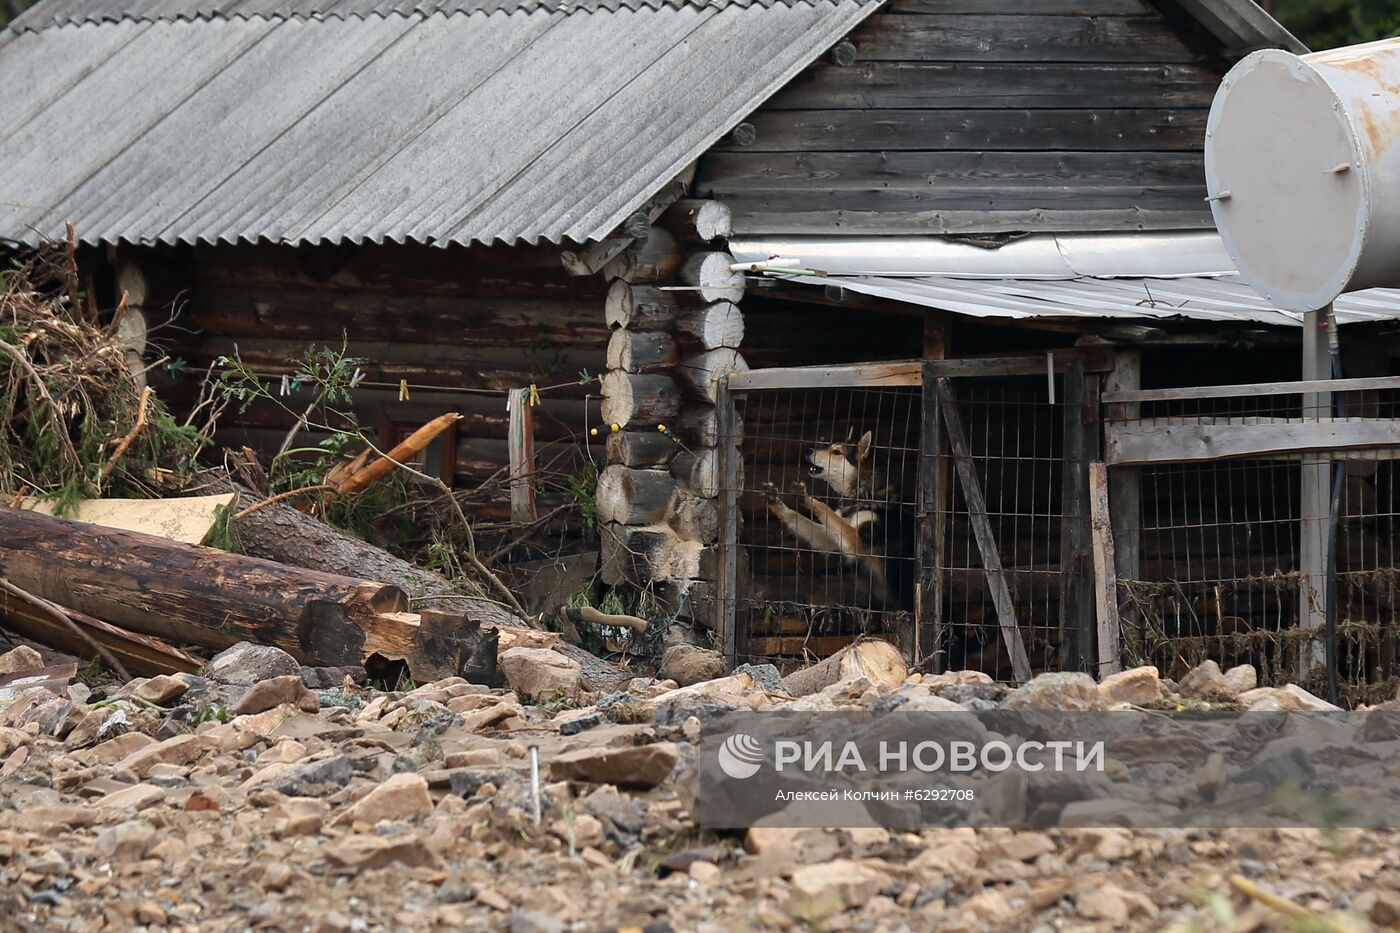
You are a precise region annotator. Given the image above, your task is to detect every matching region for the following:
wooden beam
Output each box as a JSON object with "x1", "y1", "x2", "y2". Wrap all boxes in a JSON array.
[
  {"x1": 729, "y1": 360, "x2": 922, "y2": 391},
  {"x1": 933, "y1": 378, "x2": 1032, "y2": 683},
  {"x1": 1105, "y1": 419, "x2": 1400, "y2": 466},
  {"x1": 1088, "y1": 462, "x2": 1121, "y2": 677},
  {"x1": 1104, "y1": 352, "x2": 1141, "y2": 665},
  {"x1": 1300, "y1": 308, "x2": 1331, "y2": 677},
  {"x1": 1058, "y1": 362, "x2": 1094, "y2": 673},
  {"x1": 507, "y1": 390, "x2": 538, "y2": 524},
  {"x1": 1101, "y1": 374, "x2": 1400, "y2": 405},
  {"x1": 560, "y1": 177, "x2": 690, "y2": 276},
  {"x1": 918, "y1": 316, "x2": 950, "y2": 670},
  {"x1": 716, "y1": 383, "x2": 742, "y2": 669}
]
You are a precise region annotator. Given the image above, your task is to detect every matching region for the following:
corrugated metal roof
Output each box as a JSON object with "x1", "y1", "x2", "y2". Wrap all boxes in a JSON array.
[
  {"x1": 7, "y1": 0, "x2": 840, "y2": 31},
  {"x1": 766, "y1": 272, "x2": 1400, "y2": 327},
  {"x1": 0, "y1": 0, "x2": 876, "y2": 247}
]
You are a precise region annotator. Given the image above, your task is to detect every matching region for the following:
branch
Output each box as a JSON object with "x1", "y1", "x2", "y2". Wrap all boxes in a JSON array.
[
  {"x1": 232, "y1": 484, "x2": 334, "y2": 521},
  {"x1": 100, "y1": 385, "x2": 152, "y2": 482}
]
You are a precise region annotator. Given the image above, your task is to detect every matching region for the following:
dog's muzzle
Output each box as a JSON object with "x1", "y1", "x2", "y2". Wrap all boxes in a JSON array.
[{"x1": 803, "y1": 449, "x2": 823, "y2": 475}]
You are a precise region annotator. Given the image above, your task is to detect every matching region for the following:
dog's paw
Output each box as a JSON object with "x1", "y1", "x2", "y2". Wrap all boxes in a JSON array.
[
  {"x1": 761, "y1": 482, "x2": 785, "y2": 513},
  {"x1": 789, "y1": 480, "x2": 809, "y2": 497}
]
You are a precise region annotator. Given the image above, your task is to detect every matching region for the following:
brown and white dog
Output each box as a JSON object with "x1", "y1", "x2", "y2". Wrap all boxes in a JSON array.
[{"x1": 765, "y1": 430, "x2": 916, "y2": 609}]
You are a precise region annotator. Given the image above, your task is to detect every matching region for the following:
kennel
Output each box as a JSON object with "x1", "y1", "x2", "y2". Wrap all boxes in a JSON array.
[{"x1": 712, "y1": 349, "x2": 1400, "y2": 700}]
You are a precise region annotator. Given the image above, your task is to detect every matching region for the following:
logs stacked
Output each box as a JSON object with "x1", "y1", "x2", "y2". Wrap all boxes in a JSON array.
[{"x1": 598, "y1": 200, "x2": 747, "y2": 625}]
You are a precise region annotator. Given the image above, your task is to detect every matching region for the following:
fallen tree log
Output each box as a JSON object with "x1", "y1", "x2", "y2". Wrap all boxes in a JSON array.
[
  {"x1": 0, "y1": 587, "x2": 201, "y2": 677},
  {"x1": 202, "y1": 476, "x2": 521, "y2": 629},
  {"x1": 783, "y1": 639, "x2": 908, "y2": 697}
]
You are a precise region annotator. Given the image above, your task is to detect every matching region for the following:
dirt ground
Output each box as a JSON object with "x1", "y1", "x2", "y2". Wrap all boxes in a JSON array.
[{"x1": 1, "y1": 642, "x2": 1397, "y2": 933}]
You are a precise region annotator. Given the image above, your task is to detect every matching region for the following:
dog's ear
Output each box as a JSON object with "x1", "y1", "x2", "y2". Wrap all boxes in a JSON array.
[{"x1": 856, "y1": 430, "x2": 873, "y2": 463}]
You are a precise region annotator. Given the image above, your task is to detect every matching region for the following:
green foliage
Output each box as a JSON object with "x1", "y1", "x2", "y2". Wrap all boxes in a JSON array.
[
  {"x1": 1273, "y1": 0, "x2": 1400, "y2": 49},
  {"x1": 566, "y1": 460, "x2": 600, "y2": 543}
]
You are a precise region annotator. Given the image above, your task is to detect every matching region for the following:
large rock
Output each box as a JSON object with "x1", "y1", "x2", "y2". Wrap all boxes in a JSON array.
[
  {"x1": 659, "y1": 645, "x2": 725, "y2": 687},
  {"x1": 1001, "y1": 672, "x2": 1108, "y2": 711},
  {"x1": 789, "y1": 859, "x2": 892, "y2": 911},
  {"x1": 549, "y1": 742, "x2": 678, "y2": 788},
  {"x1": 131, "y1": 675, "x2": 188, "y2": 707},
  {"x1": 96, "y1": 820, "x2": 156, "y2": 861},
  {"x1": 0, "y1": 645, "x2": 43, "y2": 676},
  {"x1": 205, "y1": 642, "x2": 300, "y2": 686},
  {"x1": 333, "y1": 772, "x2": 432, "y2": 826},
  {"x1": 232, "y1": 675, "x2": 320, "y2": 716},
  {"x1": 1223, "y1": 664, "x2": 1258, "y2": 695},
  {"x1": 1177, "y1": 660, "x2": 1235, "y2": 702},
  {"x1": 1098, "y1": 666, "x2": 1161, "y2": 706},
  {"x1": 498, "y1": 648, "x2": 581, "y2": 701}
]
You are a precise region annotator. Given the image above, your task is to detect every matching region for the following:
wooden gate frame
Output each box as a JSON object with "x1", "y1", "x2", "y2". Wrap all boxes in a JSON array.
[{"x1": 714, "y1": 349, "x2": 1118, "y2": 680}]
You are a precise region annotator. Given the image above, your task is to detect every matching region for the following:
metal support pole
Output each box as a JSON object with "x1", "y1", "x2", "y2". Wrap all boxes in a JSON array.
[{"x1": 1299, "y1": 307, "x2": 1332, "y2": 678}]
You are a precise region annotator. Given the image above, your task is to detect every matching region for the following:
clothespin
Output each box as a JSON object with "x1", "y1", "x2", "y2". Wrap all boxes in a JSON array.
[
  {"x1": 528, "y1": 383, "x2": 541, "y2": 407},
  {"x1": 398, "y1": 378, "x2": 410, "y2": 402},
  {"x1": 657, "y1": 424, "x2": 681, "y2": 444},
  {"x1": 589, "y1": 423, "x2": 622, "y2": 437}
]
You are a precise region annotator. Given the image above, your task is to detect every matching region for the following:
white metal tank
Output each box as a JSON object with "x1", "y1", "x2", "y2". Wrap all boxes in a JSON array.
[{"x1": 1205, "y1": 39, "x2": 1400, "y2": 312}]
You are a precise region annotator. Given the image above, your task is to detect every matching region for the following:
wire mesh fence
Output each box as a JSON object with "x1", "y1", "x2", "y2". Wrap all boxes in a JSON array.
[
  {"x1": 727, "y1": 385, "x2": 920, "y2": 670},
  {"x1": 932, "y1": 376, "x2": 1078, "y2": 681},
  {"x1": 1112, "y1": 384, "x2": 1400, "y2": 706}
]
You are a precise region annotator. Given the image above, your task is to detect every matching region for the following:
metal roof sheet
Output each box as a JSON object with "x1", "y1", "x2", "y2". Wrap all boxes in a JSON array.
[
  {"x1": 7, "y1": 0, "x2": 842, "y2": 31},
  {"x1": 766, "y1": 272, "x2": 1400, "y2": 327},
  {"x1": 0, "y1": 1, "x2": 876, "y2": 247}
]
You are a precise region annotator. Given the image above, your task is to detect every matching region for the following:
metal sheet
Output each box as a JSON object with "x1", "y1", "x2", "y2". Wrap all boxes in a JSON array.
[
  {"x1": 0, "y1": 0, "x2": 876, "y2": 247},
  {"x1": 730, "y1": 232, "x2": 1240, "y2": 279},
  {"x1": 772, "y1": 272, "x2": 1400, "y2": 327},
  {"x1": 8, "y1": 0, "x2": 841, "y2": 31}
]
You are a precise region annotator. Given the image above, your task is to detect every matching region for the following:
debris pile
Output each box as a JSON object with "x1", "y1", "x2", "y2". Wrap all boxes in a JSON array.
[{"x1": 2, "y1": 639, "x2": 1396, "y2": 932}]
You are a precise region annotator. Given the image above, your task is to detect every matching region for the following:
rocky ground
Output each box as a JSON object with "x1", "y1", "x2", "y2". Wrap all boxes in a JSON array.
[{"x1": 1, "y1": 640, "x2": 1398, "y2": 932}]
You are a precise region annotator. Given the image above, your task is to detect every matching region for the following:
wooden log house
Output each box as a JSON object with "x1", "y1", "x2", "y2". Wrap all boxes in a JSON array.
[{"x1": 9, "y1": 0, "x2": 1400, "y2": 695}]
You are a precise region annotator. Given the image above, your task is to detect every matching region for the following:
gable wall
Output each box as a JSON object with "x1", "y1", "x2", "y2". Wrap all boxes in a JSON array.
[{"x1": 695, "y1": 0, "x2": 1230, "y2": 235}]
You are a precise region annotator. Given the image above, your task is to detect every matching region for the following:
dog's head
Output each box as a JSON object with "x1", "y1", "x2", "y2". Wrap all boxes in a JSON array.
[{"x1": 803, "y1": 430, "x2": 873, "y2": 498}]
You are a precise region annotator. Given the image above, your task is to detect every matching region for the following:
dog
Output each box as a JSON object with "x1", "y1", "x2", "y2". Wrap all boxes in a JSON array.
[{"x1": 764, "y1": 430, "x2": 916, "y2": 610}]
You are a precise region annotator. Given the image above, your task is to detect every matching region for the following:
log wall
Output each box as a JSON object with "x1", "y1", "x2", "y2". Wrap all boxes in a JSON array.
[
  {"x1": 597, "y1": 201, "x2": 748, "y2": 624},
  {"x1": 126, "y1": 241, "x2": 607, "y2": 532}
]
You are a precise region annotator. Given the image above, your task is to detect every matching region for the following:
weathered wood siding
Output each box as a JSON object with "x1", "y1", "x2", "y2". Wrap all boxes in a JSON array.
[
  {"x1": 696, "y1": 0, "x2": 1227, "y2": 235},
  {"x1": 135, "y1": 242, "x2": 606, "y2": 526}
]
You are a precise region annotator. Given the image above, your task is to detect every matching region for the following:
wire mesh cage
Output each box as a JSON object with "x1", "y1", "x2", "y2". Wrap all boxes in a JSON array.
[
  {"x1": 729, "y1": 385, "x2": 920, "y2": 669},
  {"x1": 932, "y1": 376, "x2": 1079, "y2": 681},
  {"x1": 1113, "y1": 384, "x2": 1400, "y2": 705}
]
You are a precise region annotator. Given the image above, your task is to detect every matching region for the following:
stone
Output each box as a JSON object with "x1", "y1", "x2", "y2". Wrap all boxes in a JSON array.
[
  {"x1": 97, "y1": 783, "x2": 166, "y2": 812},
  {"x1": 205, "y1": 642, "x2": 300, "y2": 686},
  {"x1": 1001, "y1": 672, "x2": 1108, "y2": 711},
  {"x1": 96, "y1": 819, "x2": 156, "y2": 861},
  {"x1": 0, "y1": 645, "x2": 43, "y2": 676},
  {"x1": 1275, "y1": 683, "x2": 1343, "y2": 712},
  {"x1": 83, "y1": 731, "x2": 154, "y2": 764},
  {"x1": 322, "y1": 834, "x2": 441, "y2": 870},
  {"x1": 982, "y1": 832, "x2": 1054, "y2": 864},
  {"x1": 1223, "y1": 664, "x2": 1258, "y2": 695},
  {"x1": 509, "y1": 911, "x2": 565, "y2": 933},
  {"x1": 232, "y1": 675, "x2": 320, "y2": 716},
  {"x1": 558, "y1": 711, "x2": 604, "y2": 736},
  {"x1": 790, "y1": 859, "x2": 892, "y2": 910},
  {"x1": 1177, "y1": 660, "x2": 1235, "y2": 702},
  {"x1": 688, "y1": 860, "x2": 721, "y2": 885},
  {"x1": 333, "y1": 772, "x2": 433, "y2": 826},
  {"x1": 131, "y1": 674, "x2": 189, "y2": 706},
  {"x1": 498, "y1": 648, "x2": 582, "y2": 700},
  {"x1": 114, "y1": 734, "x2": 216, "y2": 777},
  {"x1": 924, "y1": 670, "x2": 995, "y2": 692},
  {"x1": 548, "y1": 743, "x2": 678, "y2": 788},
  {"x1": 658, "y1": 644, "x2": 726, "y2": 687},
  {"x1": 258, "y1": 755, "x2": 354, "y2": 797},
  {"x1": 733, "y1": 662, "x2": 788, "y2": 694},
  {"x1": 1097, "y1": 666, "x2": 1161, "y2": 706},
  {"x1": 961, "y1": 890, "x2": 1015, "y2": 924}
]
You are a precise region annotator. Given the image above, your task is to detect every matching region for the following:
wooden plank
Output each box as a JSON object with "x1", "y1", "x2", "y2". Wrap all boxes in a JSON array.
[
  {"x1": 710, "y1": 184, "x2": 1209, "y2": 215},
  {"x1": 726, "y1": 206, "x2": 1214, "y2": 236},
  {"x1": 1104, "y1": 353, "x2": 1141, "y2": 661},
  {"x1": 1102, "y1": 375, "x2": 1400, "y2": 404},
  {"x1": 700, "y1": 150, "x2": 1207, "y2": 191},
  {"x1": 1087, "y1": 462, "x2": 1122, "y2": 677},
  {"x1": 934, "y1": 378, "x2": 1033, "y2": 683},
  {"x1": 846, "y1": 14, "x2": 1206, "y2": 62},
  {"x1": 712, "y1": 108, "x2": 1209, "y2": 153},
  {"x1": 729, "y1": 360, "x2": 922, "y2": 391},
  {"x1": 507, "y1": 390, "x2": 538, "y2": 525},
  {"x1": 884, "y1": 0, "x2": 1153, "y2": 13},
  {"x1": 1058, "y1": 362, "x2": 1092, "y2": 673},
  {"x1": 919, "y1": 351, "x2": 947, "y2": 671},
  {"x1": 927, "y1": 349, "x2": 1117, "y2": 377},
  {"x1": 1105, "y1": 420, "x2": 1400, "y2": 466},
  {"x1": 716, "y1": 383, "x2": 742, "y2": 669},
  {"x1": 760, "y1": 62, "x2": 1221, "y2": 111}
]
